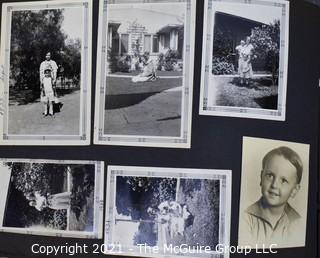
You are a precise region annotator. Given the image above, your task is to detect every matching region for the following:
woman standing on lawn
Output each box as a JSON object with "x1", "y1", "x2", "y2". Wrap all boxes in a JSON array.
[
  {"x1": 240, "y1": 36, "x2": 254, "y2": 86},
  {"x1": 236, "y1": 40, "x2": 246, "y2": 83}
]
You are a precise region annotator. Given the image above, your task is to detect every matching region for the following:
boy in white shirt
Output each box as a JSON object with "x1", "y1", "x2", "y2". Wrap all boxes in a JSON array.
[{"x1": 41, "y1": 68, "x2": 55, "y2": 116}]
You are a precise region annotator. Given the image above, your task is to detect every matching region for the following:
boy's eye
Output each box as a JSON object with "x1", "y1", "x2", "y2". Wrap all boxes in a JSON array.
[
  {"x1": 265, "y1": 173, "x2": 273, "y2": 179},
  {"x1": 281, "y1": 178, "x2": 288, "y2": 184}
]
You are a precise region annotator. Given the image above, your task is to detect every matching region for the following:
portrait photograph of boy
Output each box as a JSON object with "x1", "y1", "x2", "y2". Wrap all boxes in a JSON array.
[
  {"x1": 0, "y1": 0, "x2": 92, "y2": 144},
  {"x1": 238, "y1": 137, "x2": 310, "y2": 248}
]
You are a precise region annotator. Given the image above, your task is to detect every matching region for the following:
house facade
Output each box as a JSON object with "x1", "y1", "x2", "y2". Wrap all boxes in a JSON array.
[
  {"x1": 214, "y1": 12, "x2": 274, "y2": 71},
  {"x1": 107, "y1": 8, "x2": 184, "y2": 59}
]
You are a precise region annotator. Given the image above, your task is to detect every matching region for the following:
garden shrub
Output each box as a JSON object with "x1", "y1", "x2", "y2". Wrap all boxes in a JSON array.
[
  {"x1": 212, "y1": 57, "x2": 235, "y2": 75},
  {"x1": 158, "y1": 49, "x2": 180, "y2": 71},
  {"x1": 108, "y1": 49, "x2": 119, "y2": 73},
  {"x1": 116, "y1": 55, "x2": 131, "y2": 73}
]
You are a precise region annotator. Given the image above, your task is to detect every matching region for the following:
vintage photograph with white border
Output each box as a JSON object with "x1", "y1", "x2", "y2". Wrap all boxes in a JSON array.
[
  {"x1": 0, "y1": 158, "x2": 104, "y2": 238},
  {"x1": 0, "y1": 0, "x2": 92, "y2": 145},
  {"x1": 104, "y1": 166, "x2": 232, "y2": 258},
  {"x1": 200, "y1": 0, "x2": 289, "y2": 120},
  {"x1": 94, "y1": 0, "x2": 196, "y2": 148},
  {"x1": 238, "y1": 137, "x2": 309, "y2": 248}
]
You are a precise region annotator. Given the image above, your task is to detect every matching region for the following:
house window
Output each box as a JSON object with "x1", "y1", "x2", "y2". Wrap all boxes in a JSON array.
[
  {"x1": 120, "y1": 34, "x2": 129, "y2": 54},
  {"x1": 144, "y1": 35, "x2": 151, "y2": 53},
  {"x1": 111, "y1": 35, "x2": 119, "y2": 54},
  {"x1": 152, "y1": 36, "x2": 159, "y2": 53},
  {"x1": 164, "y1": 35, "x2": 170, "y2": 49}
]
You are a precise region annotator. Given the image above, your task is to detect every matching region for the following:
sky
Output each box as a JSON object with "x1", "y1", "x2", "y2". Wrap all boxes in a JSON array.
[
  {"x1": 0, "y1": 164, "x2": 12, "y2": 226},
  {"x1": 213, "y1": 1, "x2": 282, "y2": 24},
  {"x1": 60, "y1": 7, "x2": 83, "y2": 40}
]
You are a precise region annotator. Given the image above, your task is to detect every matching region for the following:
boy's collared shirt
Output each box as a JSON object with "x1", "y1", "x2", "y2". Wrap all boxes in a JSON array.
[{"x1": 242, "y1": 198, "x2": 301, "y2": 245}]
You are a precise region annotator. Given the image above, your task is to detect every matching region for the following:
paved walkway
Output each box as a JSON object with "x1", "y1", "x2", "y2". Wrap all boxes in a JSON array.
[{"x1": 8, "y1": 90, "x2": 81, "y2": 135}]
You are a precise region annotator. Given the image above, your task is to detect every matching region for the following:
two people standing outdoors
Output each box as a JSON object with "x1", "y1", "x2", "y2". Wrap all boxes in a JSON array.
[
  {"x1": 39, "y1": 52, "x2": 58, "y2": 116},
  {"x1": 236, "y1": 36, "x2": 254, "y2": 86}
]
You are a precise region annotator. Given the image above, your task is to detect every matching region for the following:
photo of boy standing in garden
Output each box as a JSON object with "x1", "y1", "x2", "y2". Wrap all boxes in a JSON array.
[
  {"x1": 7, "y1": 7, "x2": 83, "y2": 136},
  {"x1": 238, "y1": 137, "x2": 309, "y2": 248}
]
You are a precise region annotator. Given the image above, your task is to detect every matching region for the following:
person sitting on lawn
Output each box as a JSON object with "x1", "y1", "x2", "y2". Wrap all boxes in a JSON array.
[
  {"x1": 41, "y1": 68, "x2": 55, "y2": 116},
  {"x1": 132, "y1": 52, "x2": 157, "y2": 83}
]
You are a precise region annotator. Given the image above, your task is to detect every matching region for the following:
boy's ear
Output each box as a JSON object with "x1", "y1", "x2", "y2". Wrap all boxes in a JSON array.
[
  {"x1": 259, "y1": 170, "x2": 263, "y2": 187},
  {"x1": 290, "y1": 184, "x2": 301, "y2": 198}
]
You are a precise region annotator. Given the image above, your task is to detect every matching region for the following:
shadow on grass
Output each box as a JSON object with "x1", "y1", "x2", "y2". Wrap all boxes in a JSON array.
[
  {"x1": 9, "y1": 88, "x2": 79, "y2": 105},
  {"x1": 105, "y1": 92, "x2": 160, "y2": 110},
  {"x1": 254, "y1": 95, "x2": 278, "y2": 110},
  {"x1": 231, "y1": 77, "x2": 273, "y2": 89},
  {"x1": 156, "y1": 115, "x2": 181, "y2": 121}
]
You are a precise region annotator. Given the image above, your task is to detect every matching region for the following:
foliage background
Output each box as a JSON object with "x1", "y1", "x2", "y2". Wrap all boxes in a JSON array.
[
  {"x1": 212, "y1": 19, "x2": 280, "y2": 81},
  {"x1": 9, "y1": 9, "x2": 81, "y2": 97}
]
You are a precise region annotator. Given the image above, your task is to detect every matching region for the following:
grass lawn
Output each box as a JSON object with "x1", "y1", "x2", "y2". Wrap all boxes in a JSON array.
[
  {"x1": 106, "y1": 77, "x2": 182, "y2": 96},
  {"x1": 212, "y1": 76, "x2": 278, "y2": 109},
  {"x1": 104, "y1": 76, "x2": 182, "y2": 137},
  {"x1": 105, "y1": 76, "x2": 182, "y2": 110},
  {"x1": 110, "y1": 70, "x2": 182, "y2": 77}
]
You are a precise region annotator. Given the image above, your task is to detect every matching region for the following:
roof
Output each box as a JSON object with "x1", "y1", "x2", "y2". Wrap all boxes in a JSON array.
[
  {"x1": 157, "y1": 24, "x2": 183, "y2": 34},
  {"x1": 108, "y1": 7, "x2": 184, "y2": 34},
  {"x1": 216, "y1": 11, "x2": 267, "y2": 26}
]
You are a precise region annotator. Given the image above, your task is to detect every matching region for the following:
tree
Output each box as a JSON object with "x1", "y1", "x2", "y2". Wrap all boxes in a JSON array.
[
  {"x1": 10, "y1": 10, "x2": 66, "y2": 92},
  {"x1": 10, "y1": 9, "x2": 82, "y2": 96},
  {"x1": 116, "y1": 177, "x2": 177, "y2": 220},
  {"x1": 250, "y1": 20, "x2": 280, "y2": 86},
  {"x1": 60, "y1": 38, "x2": 81, "y2": 85}
]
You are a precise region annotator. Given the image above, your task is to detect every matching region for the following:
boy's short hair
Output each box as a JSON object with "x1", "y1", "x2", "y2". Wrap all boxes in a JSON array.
[{"x1": 262, "y1": 146, "x2": 303, "y2": 184}]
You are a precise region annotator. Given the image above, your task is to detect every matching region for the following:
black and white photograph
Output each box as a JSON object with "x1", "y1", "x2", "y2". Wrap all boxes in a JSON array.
[
  {"x1": 0, "y1": 159, "x2": 104, "y2": 238},
  {"x1": 94, "y1": 0, "x2": 196, "y2": 148},
  {"x1": 0, "y1": 0, "x2": 92, "y2": 144},
  {"x1": 238, "y1": 137, "x2": 309, "y2": 248},
  {"x1": 105, "y1": 166, "x2": 231, "y2": 257},
  {"x1": 200, "y1": 0, "x2": 289, "y2": 120}
]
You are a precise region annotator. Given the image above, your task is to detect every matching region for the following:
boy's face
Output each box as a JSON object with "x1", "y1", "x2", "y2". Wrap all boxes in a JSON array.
[
  {"x1": 45, "y1": 71, "x2": 51, "y2": 77},
  {"x1": 46, "y1": 53, "x2": 51, "y2": 61},
  {"x1": 260, "y1": 155, "x2": 300, "y2": 208}
]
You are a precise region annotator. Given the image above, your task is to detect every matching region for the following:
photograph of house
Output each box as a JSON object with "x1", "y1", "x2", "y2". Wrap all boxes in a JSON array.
[
  {"x1": 213, "y1": 11, "x2": 270, "y2": 72},
  {"x1": 103, "y1": 3, "x2": 187, "y2": 138}
]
